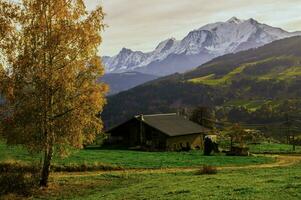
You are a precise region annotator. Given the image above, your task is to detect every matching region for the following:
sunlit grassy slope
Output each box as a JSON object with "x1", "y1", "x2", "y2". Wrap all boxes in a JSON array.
[
  {"x1": 188, "y1": 65, "x2": 246, "y2": 85},
  {"x1": 223, "y1": 99, "x2": 282, "y2": 111},
  {"x1": 188, "y1": 56, "x2": 301, "y2": 86}
]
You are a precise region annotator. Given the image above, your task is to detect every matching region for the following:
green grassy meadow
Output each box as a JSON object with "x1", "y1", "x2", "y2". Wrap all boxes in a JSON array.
[
  {"x1": 0, "y1": 141, "x2": 275, "y2": 169},
  {"x1": 1, "y1": 140, "x2": 301, "y2": 199},
  {"x1": 31, "y1": 162, "x2": 301, "y2": 200},
  {"x1": 249, "y1": 143, "x2": 301, "y2": 154}
]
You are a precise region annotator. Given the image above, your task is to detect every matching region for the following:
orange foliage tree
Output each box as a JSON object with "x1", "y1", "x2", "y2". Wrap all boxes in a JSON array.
[{"x1": 0, "y1": 0, "x2": 107, "y2": 187}]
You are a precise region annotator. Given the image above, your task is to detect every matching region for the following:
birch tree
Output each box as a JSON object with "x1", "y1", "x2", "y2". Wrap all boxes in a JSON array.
[{"x1": 0, "y1": 0, "x2": 107, "y2": 187}]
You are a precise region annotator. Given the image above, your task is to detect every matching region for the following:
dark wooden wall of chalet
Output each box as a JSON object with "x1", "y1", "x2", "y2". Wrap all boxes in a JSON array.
[
  {"x1": 109, "y1": 118, "x2": 140, "y2": 146},
  {"x1": 109, "y1": 118, "x2": 168, "y2": 149},
  {"x1": 141, "y1": 123, "x2": 168, "y2": 150}
]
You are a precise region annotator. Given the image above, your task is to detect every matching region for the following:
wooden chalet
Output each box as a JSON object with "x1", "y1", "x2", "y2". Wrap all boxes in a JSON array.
[{"x1": 106, "y1": 113, "x2": 210, "y2": 151}]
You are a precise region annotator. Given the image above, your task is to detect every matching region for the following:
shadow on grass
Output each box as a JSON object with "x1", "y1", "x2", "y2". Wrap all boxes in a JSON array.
[
  {"x1": 0, "y1": 161, "x2": 40, "y2": 197},
  {"x1": 84, "y1": 145, "x2": 129, "y2": 151}
]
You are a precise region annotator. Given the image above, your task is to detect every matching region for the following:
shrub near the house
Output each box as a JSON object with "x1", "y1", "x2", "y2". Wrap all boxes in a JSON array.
[{"x1": 197, "y1": 165, "x2": 218, "y2": 175}]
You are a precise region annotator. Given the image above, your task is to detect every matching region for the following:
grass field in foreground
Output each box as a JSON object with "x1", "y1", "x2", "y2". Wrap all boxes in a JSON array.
[
  {"x1": 30, "y1": 162, "x2": 301, "y2": 200},
  {"x1": 0, "y1": 141, "x2": 274, "y2": 169}
]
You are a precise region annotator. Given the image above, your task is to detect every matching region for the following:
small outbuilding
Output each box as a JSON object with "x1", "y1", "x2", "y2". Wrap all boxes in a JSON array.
[{"x1": 106, "y1": 113, "x2": 210, "y2": 151}]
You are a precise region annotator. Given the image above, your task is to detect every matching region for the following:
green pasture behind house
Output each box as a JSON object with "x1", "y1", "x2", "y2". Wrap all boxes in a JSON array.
[{"x1": 106, "y1": 113, "x2": 211, "y2": 151}]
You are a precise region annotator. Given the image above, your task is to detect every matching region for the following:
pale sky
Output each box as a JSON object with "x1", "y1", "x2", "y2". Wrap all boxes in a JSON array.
[{"x1": 88, "y1": 0, "x2": 301, "y2": 56}]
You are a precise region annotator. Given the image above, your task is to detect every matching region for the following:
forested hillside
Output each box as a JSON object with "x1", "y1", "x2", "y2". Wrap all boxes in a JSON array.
[{"x1": 101, "y1": 72, "x2": 158, "y2": 95}]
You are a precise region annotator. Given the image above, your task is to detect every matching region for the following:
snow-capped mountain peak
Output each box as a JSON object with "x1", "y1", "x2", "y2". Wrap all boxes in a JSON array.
[
  {"x1": 103, "y1": 17, "x2": 301, "y2": 75},
  {"x1": 227, "y1": 16, "x2": 243, "y2": 24},
  {"x1": 119, "y1": 47, "x2": 133, "y2": 54},
  {"x1": 155, "y1": 38, "x2": 177, "y2": 53}
]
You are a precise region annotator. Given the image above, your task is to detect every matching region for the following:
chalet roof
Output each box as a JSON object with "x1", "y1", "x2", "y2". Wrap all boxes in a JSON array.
[{"x1": 135, "y1": 113, "x2": 209, "y2": 137}]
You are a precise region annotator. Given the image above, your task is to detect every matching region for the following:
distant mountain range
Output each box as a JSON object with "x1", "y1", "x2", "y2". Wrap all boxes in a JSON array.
[
  {"x1": 102, "y1": 36, "x2": 301, "y2": 127},
  {"x1": 103, "y1": 17, "x2": 301, "y2": 76},
  {"x1": 101, "y1": 72, "x2": 158, "y2": 95}
]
